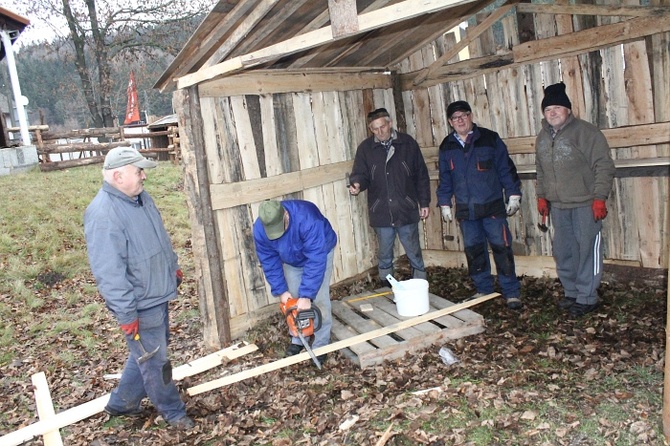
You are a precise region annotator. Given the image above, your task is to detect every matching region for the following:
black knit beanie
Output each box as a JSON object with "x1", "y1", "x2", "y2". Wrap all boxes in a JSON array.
[{"x1": 541, "y1": 82, "x2": 572, "y2": 111}]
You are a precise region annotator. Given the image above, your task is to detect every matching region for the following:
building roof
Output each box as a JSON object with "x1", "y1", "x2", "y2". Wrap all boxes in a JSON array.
[
  {"x1": 0, "y1": 6, "x2": 30, "y2": 61},
  {"x1": 154, "y1": 0, "x2": 493, "y2": 92}
]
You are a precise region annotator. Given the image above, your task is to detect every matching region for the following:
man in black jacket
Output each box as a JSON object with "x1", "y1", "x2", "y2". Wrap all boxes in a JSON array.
[{"x1": 349, "y1": 108, "x2": 431, "y2": 283}]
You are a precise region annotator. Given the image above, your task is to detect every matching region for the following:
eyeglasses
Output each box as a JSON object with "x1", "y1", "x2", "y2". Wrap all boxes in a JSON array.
[{"x1": 449, "y1": 112, "x2": 470, "y2": 122}]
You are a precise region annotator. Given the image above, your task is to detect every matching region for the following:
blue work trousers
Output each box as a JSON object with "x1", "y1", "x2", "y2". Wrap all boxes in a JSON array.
[
  {"x1": 551, "y1": 205, "x2": 603, "y2": 305},
  {"x1": 283, "y1": 248, "x2": 334, "y2": 350},
  {"x1": 106, "y1": 303, "x2": 187, "y2": 423},
  {"x1": 460, "y1": 216, "x2": 520, "y2": 298},
  {"x1": 374, "y1": 223, "x2": 427, "y2": 279}
]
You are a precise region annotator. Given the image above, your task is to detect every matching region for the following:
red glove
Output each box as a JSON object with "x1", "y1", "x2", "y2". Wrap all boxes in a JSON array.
[
  {"x1": 592, "y1": 199, "x2": 607, "y2": 221},
  {"x1": 537, "y1": 198, "x2": 550, "y2": 217},
  {"x1": 176, "y1": 269, "x2": 183, "y2": 287},
  {"x1": 120, "y1": 319, "x2": 139, "y2": 337}
]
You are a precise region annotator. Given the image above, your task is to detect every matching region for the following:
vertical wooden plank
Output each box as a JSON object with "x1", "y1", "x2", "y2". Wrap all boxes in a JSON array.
[
  {"x1": 621, "y1": 7, "x2": 661, "y2": 268},
  {"x1": 230, "y1": 96, "x2": 262, "y2": 180},
  {"x1": 650, "y1": 0, "x2": 670, "y2": 268},
  {"x1": 260, "y1": 94, "x2": 282, "y2": 176},
  {"x1": 199, "y1": 97, "x2": 226, "y2": 184},
  {"x1": 339, "y1": 90, "x2": 377, "y2": 272},
  {"x1": 311, "y1": 91, "x2": 337, "y2": 264},
  {"x1": 32, "y1": 372, "x2": 63, "y2": 446},
  {"x1": 555, "y1": 0, "x2": 586, "y2": 117},
  {"x1": 274, "y1": 93, "x2": 300, "y2": 173},
  {"x1": 174, "y1": 87, "x2": 231, "y2": 348},
  {"x1": 293, "y1": 92, "x2": 322, "y2": 216}
]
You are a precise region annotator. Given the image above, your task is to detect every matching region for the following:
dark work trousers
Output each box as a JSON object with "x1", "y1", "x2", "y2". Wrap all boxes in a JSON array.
[{"x1": 460, "y1": 216, "x2": 520, "y2": 298}]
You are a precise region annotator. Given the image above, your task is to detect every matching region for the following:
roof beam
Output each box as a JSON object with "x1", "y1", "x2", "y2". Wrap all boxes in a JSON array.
[
  {"x1": 176, "y1": 0, "x2": 477, "y2": 89},
  {"x1": 198, "y1": 68, "x2": 393, "y2": 96},
  {"x1": 328, "y1": 0, "x2": 359, "y2": 38},
  {"x1": 402, "y1": 13, "x2": 670, "y2": 90},
  {"x1": 411, "y1": 2, "x2": 517, "y2": 87},
  {"x1": 516, "y1": 3, "x2": 669, "y2": 17}
]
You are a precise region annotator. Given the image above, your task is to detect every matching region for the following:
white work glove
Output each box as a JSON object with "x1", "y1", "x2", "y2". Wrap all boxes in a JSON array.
[
  {"x1": 440, "y1": 205, "x2": 453, "y2": 222},
  {"x1": 506, "y1": 195, "x2": 521, "y2": 216}
]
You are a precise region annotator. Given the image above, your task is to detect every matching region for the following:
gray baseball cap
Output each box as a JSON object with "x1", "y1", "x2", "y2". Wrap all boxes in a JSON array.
[{"x1": 103, "y1": 146, "x2": 157, "y2": 170}]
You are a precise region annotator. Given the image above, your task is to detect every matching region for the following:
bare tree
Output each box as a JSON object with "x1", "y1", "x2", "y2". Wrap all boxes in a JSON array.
[{"x1": 16, "y1": 0, "x2": 211, "y2": 128}]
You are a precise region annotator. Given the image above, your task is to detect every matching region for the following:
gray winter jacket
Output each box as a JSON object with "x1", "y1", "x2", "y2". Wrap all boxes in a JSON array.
[
  {"x1": 84, "y1": 181, "x2": 179, "y2": 325},
  {"x1": 535, "y1": 114, "x2": 615, "y2": 209}
]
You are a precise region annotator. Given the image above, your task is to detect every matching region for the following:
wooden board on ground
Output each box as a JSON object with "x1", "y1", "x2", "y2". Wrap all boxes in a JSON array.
[{"x1": 331, "y1": 288, "x2": 486, "y2": 369}]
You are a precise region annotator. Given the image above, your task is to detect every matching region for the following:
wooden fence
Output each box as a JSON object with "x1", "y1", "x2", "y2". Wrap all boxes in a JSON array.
[{"x1": 7, "y1": 124, "x2": 181, "y2": 171}]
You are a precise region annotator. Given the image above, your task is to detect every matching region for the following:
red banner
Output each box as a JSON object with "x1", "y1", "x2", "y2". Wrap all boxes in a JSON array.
[{"x1": 124, "y1": 71, "x2": 141, "y2": 125}]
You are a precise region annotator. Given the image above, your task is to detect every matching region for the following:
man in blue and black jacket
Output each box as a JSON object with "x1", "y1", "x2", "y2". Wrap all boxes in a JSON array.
[
  {"x1": 253, "y1": 199, "x2": 337, "y2": 363},
  {"x1": 436, "y1": 101, "x2": 523, "y2": 310}
]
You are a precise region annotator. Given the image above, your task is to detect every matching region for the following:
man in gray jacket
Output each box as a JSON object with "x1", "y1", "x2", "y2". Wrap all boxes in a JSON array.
[
  {"x1": 84, "y1": 146, "x2": 194, "y2": 429},
  {"x1": 535, "y1": 83, "x2": 615, "y2": 318}
]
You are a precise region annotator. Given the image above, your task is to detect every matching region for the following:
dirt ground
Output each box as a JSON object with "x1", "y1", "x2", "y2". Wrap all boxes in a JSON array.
[{"x1": 1, "y1": 263, "x2": 666, "y2": 445}]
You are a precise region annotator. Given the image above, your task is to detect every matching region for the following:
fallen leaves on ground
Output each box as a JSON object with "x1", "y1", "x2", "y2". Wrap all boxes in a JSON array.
[{"x1": 0, "y1": 263, "x2": 666, "y2": 445}]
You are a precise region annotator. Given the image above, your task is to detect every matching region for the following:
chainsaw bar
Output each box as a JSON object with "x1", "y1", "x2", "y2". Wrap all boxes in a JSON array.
[{"x1": 296, "y1": 330, "x2": 322, "y2": 369}]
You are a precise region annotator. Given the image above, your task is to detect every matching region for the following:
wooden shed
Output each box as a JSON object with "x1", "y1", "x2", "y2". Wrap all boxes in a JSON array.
[{"x1": 155, "y1": 0, "x2": 669, "y2": 350}]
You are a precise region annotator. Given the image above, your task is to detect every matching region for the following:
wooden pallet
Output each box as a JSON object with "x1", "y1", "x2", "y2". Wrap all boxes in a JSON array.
[{"x1": 330, "y1": 288, "x2": 485, "y2": 369}]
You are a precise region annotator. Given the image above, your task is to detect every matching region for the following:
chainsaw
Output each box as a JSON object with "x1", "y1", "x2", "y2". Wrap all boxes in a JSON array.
[{"x1": 280, "y1": 297, "x2": 323, "y2": 369}]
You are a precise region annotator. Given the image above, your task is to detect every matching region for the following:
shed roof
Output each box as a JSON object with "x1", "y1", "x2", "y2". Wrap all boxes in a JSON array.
[{"x1": 155, "y1": 0, "x2": 494, "y2": 91}]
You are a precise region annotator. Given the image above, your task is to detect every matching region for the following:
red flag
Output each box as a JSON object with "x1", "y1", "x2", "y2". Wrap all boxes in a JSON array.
[{"x1": 124, "y1": 71, "x2": 141, "y2": 125}]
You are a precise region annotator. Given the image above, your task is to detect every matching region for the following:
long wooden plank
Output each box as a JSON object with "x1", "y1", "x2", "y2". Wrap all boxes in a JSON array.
[
  {"x1": 32, "y1": 372, "x2": 63, "y2": 446},
  {"x1": 513, "y1": 14, "x2": 670, "y2": 63},
  {"x1": 177, "y1": 0, "x2": 478, "y2": 88},
  {"x1": 0, "y1": 344, "x2": 258, "y2": 446},
  {"x1": 187, "y1": 292, "x2": 500, "y2": 396},
  {"x1": 200, "y1": 70, "x2": 393, "y2": 96},
  {"x1": 209, "y1": 160, "x2": 353, "y2": 210},
  {"x1": 516, "y1": 3, "x2": 669, "y2": 16},
  {"x1": 419, "y1": 121, "x2": 670, "y2": 156}
]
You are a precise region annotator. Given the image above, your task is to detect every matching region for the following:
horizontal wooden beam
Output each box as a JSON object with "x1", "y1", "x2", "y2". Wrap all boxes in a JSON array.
[
  {"x1": 513, "y1": 14, "x2": 670, "y2": 64},
  {"x1": 404, "y1": 14, "x2": 670, "y2": 90},
  {"x1": 516, "y1": 3, "x2": 670, "y2": 17},
  {"x1": 422, "y1": 122, "x2": 670, "y2": 160},
  {"x1": 177, "y1": 0, "x2": 477, "y2": 89},
  {"x1": 210, "y1": 160, "x2": 353, "y2": 210},
  {"x1": 199, "y1": 69, "x2": 393, "y2": 97},
  {"x1": 422, "y1": 250, "x2": 641, "y2": 277},
  {"x1": 187, "y1": 291, "x2": 501, "y2": 396}
]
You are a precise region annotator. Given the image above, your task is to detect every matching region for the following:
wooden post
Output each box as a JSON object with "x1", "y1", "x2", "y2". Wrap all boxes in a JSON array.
[
  {"x1": 664, "y1": 193, "x2": 670, "y2": 441},
  {"x1": 328, "y1": 0, "x2": 359, "y2": 38},
  {"x1": 174, "y1": 86, "x2": 232, "y2": 349}
]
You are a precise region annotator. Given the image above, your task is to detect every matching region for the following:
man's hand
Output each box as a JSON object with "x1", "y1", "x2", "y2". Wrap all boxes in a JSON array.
[
  {"x1": 440, "y1": 206, "x2": 453, "y2": 222},
  {"x1": 537, "y1": 198, "x2": 550, "y2": 217},
  {"x1": 506, "y1": 195, "x2": 521, "y2": 216},
  {"x1": 297, "y1": 297, "x2": 312, "y2": 311},
  {"x1": 279, "y1": 291, "x2": 293, "y2": 304},
  {"x1": 120, "y1": 319, "x2": 139, "y2": 337},
  {"x1": 592, "y1": 199, "x2": 608, "y2": 221},
  {"x1": 419, "y1": 207, "x2": 430, "y2": 219},
  {"x1": 348, "y1": 182, "x2": 361, "y2": 196},
  {"x1": 176, "y1": 269, "x2": 183, "y2": 287}
]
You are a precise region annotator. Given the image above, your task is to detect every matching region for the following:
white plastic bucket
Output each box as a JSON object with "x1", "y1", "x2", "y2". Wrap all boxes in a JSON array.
[{"x1": 392, "y1": 278, "x2": 429, "y2": 317}]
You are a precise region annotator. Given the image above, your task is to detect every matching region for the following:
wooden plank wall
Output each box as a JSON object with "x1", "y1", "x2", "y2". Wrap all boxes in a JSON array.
[
  {"x1": 197, "y1": 90, "x2": 387, "y2": 337},
  {"x1": 178, "y1": 0, "x2": 668, "y2": 345},
  {"x1": 400, "y1": 0, "x2": 669, "y2": 269}
]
